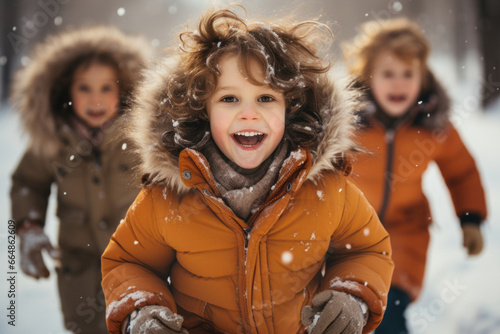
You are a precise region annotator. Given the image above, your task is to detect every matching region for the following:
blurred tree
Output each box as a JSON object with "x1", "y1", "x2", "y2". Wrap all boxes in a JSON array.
[
  {"x1": 478, "y1": 0, "x2": 500, "y2": 109},
  {"x1": 0, "y1": 0, "x2": 19, "y2": 107}
]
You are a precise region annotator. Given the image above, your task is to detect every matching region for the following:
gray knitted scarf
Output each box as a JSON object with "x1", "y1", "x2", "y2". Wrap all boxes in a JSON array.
[{"x1": 202, "y1": 140, "x2": 289, "y2": 221}]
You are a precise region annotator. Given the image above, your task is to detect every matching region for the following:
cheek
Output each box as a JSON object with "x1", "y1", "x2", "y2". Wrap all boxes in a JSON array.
[
  {"x1": 268, "y1": 106, "x2": 286, "y2": 136},
  {"x1": 405, "y1": 80, "x2": 421, "y2": 103},
  {"x1": 371, "y1": 79, "x2": 387, "y2": 101},
  {"x1": 411, "y1": 80, "x2": 422, "y2": 96},
  {"x1": 271, "y1": 114, "x2": 285, "y2": 137},
  {"x1": 107, "y1": 93, "x2": 120, "y2": 109},
  {"x1": 208, "y1": 113, "x2": 227, "y2": 142},
  {"x1": 71, "y1": 92, "x2": 86, "y2": 112}
]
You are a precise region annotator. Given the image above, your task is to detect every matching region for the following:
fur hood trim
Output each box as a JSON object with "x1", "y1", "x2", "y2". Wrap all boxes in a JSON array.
[
  {"x1": 130, "y1": 58, "x2": 361, "y2": 195},
  {"x1": 11, "y1": 25, "x2": 152, "y2": 157}
]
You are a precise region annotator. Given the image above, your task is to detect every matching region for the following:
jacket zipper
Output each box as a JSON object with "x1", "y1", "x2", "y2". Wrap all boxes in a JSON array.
[
  {"x1": 243, "y1": 227, "x2": 251, "y2": 248},
  {"x1": 201, "y1": 158, "x2": 304, "y2": 333},
  {"x1": 204, "y1": 195, "x2": 251, "y2": 333},
  {"x1": 378, "y1": 128, "x2": 395, "y2": 222}
]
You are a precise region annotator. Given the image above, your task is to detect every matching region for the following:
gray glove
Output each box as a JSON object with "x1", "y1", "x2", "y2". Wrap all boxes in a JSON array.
[
  {"x1": 301, "y1": 290, "x2": 366, "y2": 334},
  {"x1": 18, "y1": 222, "x2": 60, "y2": 279},
  {"x1": 127, "y1": 305, "x2": 189, "y2": 334}
]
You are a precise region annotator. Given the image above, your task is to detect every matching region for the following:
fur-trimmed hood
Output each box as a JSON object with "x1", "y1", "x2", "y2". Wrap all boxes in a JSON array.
[
  {"x1": 129, "y1": 59, "x2": 361, "y2": 195},
  {"x1": 358, "y1": 70, "x2": 451, "y2": 130},
  {"x1": 11, "y1": 25, "x2": 152, "y2": 157}
]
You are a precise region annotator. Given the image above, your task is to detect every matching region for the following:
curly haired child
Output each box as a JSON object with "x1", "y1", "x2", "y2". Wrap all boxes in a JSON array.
[
  {"x1": 343, "y1": 18, "x2": 488, "y2": 333},
  {"x1": 102, "y1": 6, "x2": 394, "y2": 334},
  {"x1": 10, "y1": 26, "x2": 151, "y2": 333}
]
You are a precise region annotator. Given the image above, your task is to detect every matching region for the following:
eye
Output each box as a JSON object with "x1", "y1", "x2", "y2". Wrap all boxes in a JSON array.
[
  {"x1": 404, "y1": 70, "x2": 413, "y2": 78},
  {"x1": 102, "y1": 84, "x2": 115, "y2": 93},
  {"x1": 258, "y1": 95, "x2": 275, "y2": 103},
  {"x1": 220, "y1": 96, "x2": 237, "y2": 103},
  {"x1": 382, "y1": 70, "x2": 393, "y2": 79},
  {"x1": 77, "y1": 84, "x2": 90, "y2": 92}
]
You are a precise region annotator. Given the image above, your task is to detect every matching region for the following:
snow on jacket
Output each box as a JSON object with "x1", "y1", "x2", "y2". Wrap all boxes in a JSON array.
[
  {"x1": 350, "y1": 72, "x2": 487, "y2": 300},
  {"x1": 101, "y1": 63, "x2": 394, "y2": 334},
  {"x1": 10, "y1": 26, "x2": 151, "y2": 260}
]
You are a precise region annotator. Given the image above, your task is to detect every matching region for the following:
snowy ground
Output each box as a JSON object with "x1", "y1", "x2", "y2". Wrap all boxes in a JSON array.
[{"x1": 0, "y1": 83, "x2": 499, "y2": 333}]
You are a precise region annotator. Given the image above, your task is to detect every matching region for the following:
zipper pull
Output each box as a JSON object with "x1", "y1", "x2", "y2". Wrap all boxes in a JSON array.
[{"x1": 385, "y1": 129, "x2": 395, "y2": 143}]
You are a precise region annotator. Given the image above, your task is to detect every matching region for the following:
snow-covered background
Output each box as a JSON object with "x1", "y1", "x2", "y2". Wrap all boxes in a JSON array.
[{"x1": 1, "y1": 0, "x2": 499, "y2": 333}]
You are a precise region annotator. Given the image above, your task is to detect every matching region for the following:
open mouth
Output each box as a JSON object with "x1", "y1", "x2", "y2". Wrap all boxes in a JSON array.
[
  {"x1": 388, "y1": 94, "x2": 407, "y2": 103},
  {"x1": 86, "y1": 109, "x2": 106, "y2": 118},
  {"x1": 232, "y1": 131, "x2": 266, "y2": 148}
]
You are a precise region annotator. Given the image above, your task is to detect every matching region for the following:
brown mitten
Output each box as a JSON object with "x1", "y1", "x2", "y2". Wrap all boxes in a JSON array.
[
  {"x1": 462, "y1": 224, "x2": 483, "y2": 255},
  {"x1": 301, "y1": 290, "x2": 365, "y2": 334},
  {"x1": 128, "y1": 305, "x2": 189, "y2": 334}
]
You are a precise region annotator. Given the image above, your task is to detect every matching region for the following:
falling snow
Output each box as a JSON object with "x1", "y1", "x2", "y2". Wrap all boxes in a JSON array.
[
  {"x1": 316, "y1": 190, "x2": 324, "y2": 201},
  {"x1": 281, "y1": 251, "x2": 293, "y2": 264}
]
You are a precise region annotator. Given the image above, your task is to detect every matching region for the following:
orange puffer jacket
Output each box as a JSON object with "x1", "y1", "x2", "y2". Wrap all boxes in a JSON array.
[
  {"x1": 350, "y1": 74, "x2": 487, "y2": 300},
  {"x1": 102, "y1": 148, "x2": 393, "y2": 334},
  {"x1": 101, "y1": 58, "x2": 393, "y2": 334}
]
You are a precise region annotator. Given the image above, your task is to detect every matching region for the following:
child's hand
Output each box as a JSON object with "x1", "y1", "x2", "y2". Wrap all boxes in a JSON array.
[
  {"x1": 126, "y1": 305, "x2": 189, "y2": 334},
  {"x1": 18, "y1": 221, "x2": 60, "y2": 279},
  {"x1": 301, "y1": 290, "x2": 365, "y2": 334},
  {"x1": 461, "y1": 224, "x2": 483, "y2": 255}
]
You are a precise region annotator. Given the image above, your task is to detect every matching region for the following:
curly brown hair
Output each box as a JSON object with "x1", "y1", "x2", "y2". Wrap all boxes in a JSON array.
[
  {"x1": 159, "y1": 5, "x2": 335, "y2": 154},
  {"x1": 342, "y1": 18, "x2": 430, "y2": 89}
]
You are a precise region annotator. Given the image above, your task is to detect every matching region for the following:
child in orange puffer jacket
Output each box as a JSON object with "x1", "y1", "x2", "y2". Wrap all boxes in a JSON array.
[
  {"x1": 343, "y1": 18, "x2": 488, "y2": 333},
  {"x1": 102, "y1": 5, "x2": 394, "y2": 334}
]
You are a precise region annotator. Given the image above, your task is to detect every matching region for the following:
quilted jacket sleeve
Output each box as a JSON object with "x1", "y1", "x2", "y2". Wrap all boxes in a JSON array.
[
  {"x1": 101, "y1": 187, "x2": 177, "y2": 334},
  {"x1": 321, "y1": 178, "x2": 394, "y2": 333},
  {"x1": 10, "y1": 148, "x2": 54, "y2": 228},
  {"x1": 434, "y1": 124, "x2": 487, "y2": 224}
]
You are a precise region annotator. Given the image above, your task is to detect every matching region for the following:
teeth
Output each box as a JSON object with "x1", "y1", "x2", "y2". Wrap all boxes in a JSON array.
[{"x1": 235, "y1": 132, "x2": 263, "y2": 137}]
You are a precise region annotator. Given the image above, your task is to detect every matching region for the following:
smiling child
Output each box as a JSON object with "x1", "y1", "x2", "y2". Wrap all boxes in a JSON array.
[
  {"x1": 343, "y1": 18, "x2": 488, "y2": 333},
  {"x1": 10, "y1": 26, "x2": 150, "y2": 333},
  {"x1": 101, "y1": 6, "x2": 394, "y2": 334}
]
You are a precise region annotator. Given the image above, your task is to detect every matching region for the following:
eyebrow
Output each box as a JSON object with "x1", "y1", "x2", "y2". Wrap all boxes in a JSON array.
[
  {"x1": 214, "y1": 86, "x2": 235, "y2": 92},
  {"x1": 214, "y1": 85, "x2": 282, "y2": 94},
  {"x1": 73, "y1": 77, "x2": 117, "y2": 83}
]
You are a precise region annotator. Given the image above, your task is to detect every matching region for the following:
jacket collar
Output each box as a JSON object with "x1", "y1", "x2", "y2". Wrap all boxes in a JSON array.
[{"x1": 178, "y1": 147, "x2": 312, "y2": 200}]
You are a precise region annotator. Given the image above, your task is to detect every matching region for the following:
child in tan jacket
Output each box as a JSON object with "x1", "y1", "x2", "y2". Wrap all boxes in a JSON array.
[{"x1": 10, "y1": 26, "x2": 151, "y2": 333}]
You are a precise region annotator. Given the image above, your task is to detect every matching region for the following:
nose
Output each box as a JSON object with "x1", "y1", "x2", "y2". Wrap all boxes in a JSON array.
[
  {"x1": 238, "y1": 102, "x2": 260, "y2": 120},
  {"x1": 393, "y1": 76, "x2": 406, "y2": 88},
  {"x1": 90, "y1": 92, "x2": 103, "y2": 107}
]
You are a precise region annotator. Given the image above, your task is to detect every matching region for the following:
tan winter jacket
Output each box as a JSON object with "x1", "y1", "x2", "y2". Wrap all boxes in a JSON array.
[{"x1": 10, "y1": 26, "x2": 151, "y2": 265}]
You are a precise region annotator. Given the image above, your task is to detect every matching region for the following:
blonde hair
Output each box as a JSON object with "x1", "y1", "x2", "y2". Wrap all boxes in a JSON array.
[{"x1": 342, "y1": 18, "x2": 430, "y2": 89}]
